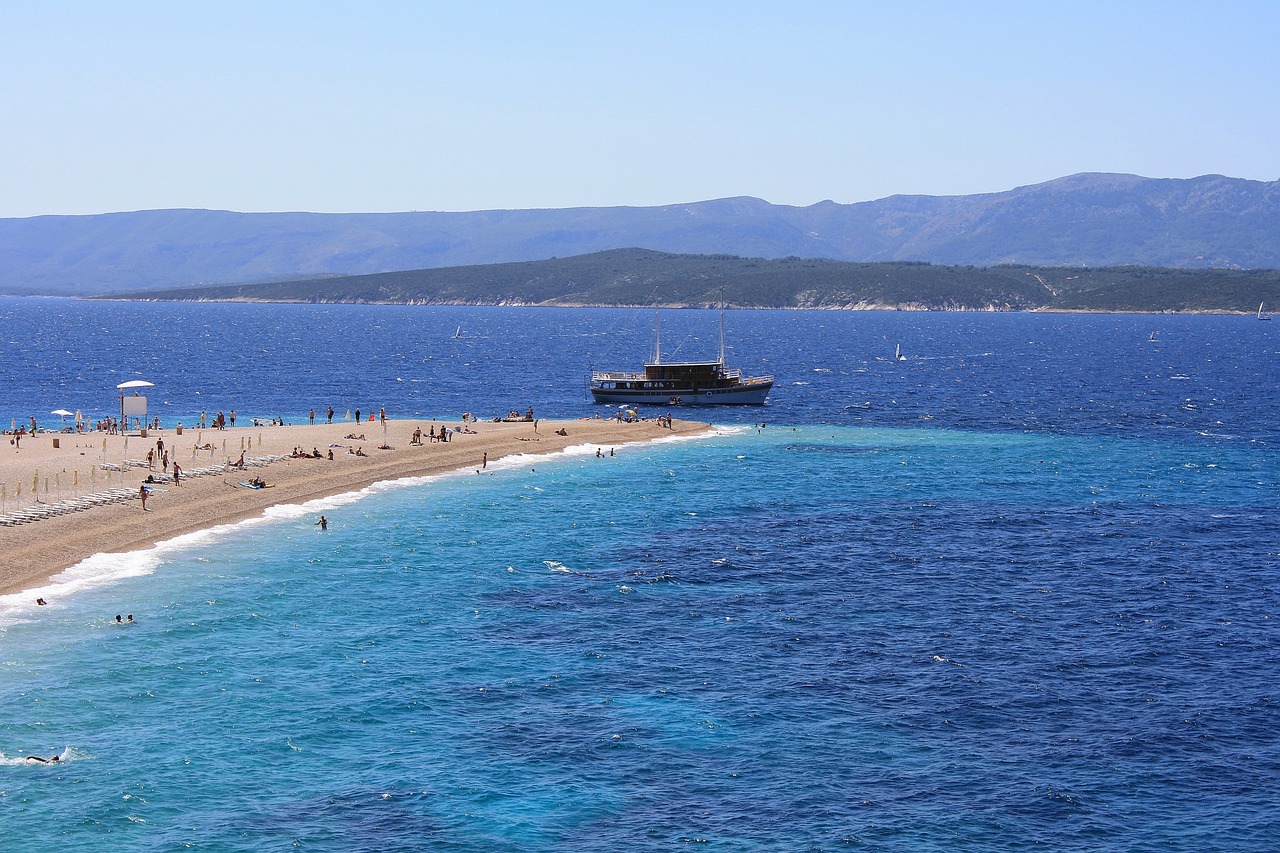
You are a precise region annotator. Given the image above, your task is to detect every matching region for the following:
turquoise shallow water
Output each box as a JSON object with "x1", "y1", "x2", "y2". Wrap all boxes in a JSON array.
[
  {"x1": 1, "y1": 301, "x2": 1278, "y2": 850},
  {"x1": 2, "y1": 424, "x2": 1277, "y2": 851}
]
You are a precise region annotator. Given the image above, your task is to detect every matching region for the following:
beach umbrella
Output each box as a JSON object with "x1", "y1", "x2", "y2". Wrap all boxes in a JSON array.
[{"x1": 51, "y1": 408, "x2": 73, "y2": 424}]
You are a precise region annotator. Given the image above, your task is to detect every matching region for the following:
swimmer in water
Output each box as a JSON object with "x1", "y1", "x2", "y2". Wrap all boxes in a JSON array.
[{"x1": 25, "y1": 755, "x2": 60, "y2": 763}]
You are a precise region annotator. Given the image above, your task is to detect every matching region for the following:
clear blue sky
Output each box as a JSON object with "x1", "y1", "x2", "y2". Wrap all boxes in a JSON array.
[{"x1": 2, "y1": 1, "x2": 1277, "y2": 217}]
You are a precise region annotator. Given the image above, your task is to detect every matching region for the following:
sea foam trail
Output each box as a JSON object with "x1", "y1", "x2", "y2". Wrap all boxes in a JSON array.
[{"x1": 0, "y1": 747, "x2": 75, "y2": 767}]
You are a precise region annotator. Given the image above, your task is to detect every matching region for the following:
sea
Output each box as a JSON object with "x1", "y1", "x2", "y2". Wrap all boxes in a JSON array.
[{"x1": 0, "y1": 297, "x2": 1276, "y2": 851}]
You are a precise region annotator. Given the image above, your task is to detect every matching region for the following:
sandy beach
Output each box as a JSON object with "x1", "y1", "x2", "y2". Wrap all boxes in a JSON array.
[{"x1": 0, "y1": 415, "x2": 710, "y2": 597}]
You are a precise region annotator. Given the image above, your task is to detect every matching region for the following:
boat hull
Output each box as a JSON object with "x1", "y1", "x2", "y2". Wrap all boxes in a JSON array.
[{"x1": 589, "y1": 379, "x2": 773, "y2": 406}]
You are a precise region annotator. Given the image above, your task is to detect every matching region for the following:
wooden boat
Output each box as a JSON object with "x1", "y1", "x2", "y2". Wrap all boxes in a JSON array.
[{"x1": 589, "y1": 310, "x2": 773, "y2": 406}]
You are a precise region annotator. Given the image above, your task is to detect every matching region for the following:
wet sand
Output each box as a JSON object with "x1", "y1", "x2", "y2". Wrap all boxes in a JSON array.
[{"x1": 0, "y1": 416, "x2": 709, "y2": 597}]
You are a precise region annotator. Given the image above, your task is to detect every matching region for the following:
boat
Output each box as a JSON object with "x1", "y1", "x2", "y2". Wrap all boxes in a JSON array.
[
  {"x1": 589, "y1": 310, "x2": 773, "y2": 406},
  {"x1": 1259, "y1": 302, "x2": 1271, "y2": 321},
  {"x1": 895, "y1": 343, "x2": 906, "y2": 361}
]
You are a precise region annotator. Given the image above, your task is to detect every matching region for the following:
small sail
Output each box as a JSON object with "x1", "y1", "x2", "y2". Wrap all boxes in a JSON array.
[{"x1": 895, "y1": 343, "x2": 906, "y2": 361}]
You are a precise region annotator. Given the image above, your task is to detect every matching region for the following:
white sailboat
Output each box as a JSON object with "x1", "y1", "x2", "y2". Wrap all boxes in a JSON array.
[
  {"x1": 1258, "y1": 302, "x2": 1271, "y2": 321},
  {"x1": 895, "y1": 343, "x2": 906, "y2": 361}
]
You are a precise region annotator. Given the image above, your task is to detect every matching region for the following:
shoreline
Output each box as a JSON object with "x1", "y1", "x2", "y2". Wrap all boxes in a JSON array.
[
  {"x1": 79, "y1": 296, "x2": 1266, "y2": 316},
  {"x1": 0, "y1": 416, "x2": 712, "y2": 600}
]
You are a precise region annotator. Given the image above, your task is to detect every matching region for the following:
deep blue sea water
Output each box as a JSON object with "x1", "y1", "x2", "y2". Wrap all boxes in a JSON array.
[{"x1": 1, "y1": 299, "x2": 1277, "y2": 851}]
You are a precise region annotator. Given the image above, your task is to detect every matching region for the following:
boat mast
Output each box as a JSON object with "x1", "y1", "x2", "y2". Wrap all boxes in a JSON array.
[
  {"x1": 653, "y1": 309, "x2": 662, "y2": 365},
  {"x1": 718, "y1": 307, "x2": 726, "y2": 366}
]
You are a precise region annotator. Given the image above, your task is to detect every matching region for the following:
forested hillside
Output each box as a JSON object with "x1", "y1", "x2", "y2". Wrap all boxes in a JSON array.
[{"x1": 105, "y1": 249, "x2": 1280, "y2": 313}]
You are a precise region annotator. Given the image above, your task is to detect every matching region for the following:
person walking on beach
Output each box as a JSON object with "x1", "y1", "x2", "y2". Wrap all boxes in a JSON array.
[
  {"x1": 309, "y1": 409, "x2": 315, "y2": 425},
  {"x1": 326, "y1": 406, "x2": 334, "y2": 424},
  {"x1": 139, "y1": 485, "x2": 148, "y2": 510},
  {"x1": 172, "y1": 462, "x2": 181, "y2": 486}
]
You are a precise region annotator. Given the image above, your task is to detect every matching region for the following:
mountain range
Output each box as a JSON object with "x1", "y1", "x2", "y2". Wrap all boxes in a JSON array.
[{"x1": 3, "y1": 172, "x2": 1278, "y2": 297}]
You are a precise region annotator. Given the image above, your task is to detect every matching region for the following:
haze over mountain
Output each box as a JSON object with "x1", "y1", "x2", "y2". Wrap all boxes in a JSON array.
[{"x1": 3, "y1": 172, "x2": 1278, "y2": 297}]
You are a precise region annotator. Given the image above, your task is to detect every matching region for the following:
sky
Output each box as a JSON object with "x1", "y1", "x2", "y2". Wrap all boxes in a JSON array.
[{"x1": 2, "y1": 1, "x2": 1278, "y2": 218}]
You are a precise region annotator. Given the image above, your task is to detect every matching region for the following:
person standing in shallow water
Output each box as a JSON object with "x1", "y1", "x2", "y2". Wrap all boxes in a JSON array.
[{"x1": 316, "y1": 515, "x2": 328, "y2": 530}]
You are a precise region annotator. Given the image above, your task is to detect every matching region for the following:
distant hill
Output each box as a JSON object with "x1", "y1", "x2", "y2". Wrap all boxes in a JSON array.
[
  {"x1": 3, "y1": 172, "x2": 1279, "y2": 296},
  {"x1": 102, "y1": 248, "x2": 1280, "y2": 314}
]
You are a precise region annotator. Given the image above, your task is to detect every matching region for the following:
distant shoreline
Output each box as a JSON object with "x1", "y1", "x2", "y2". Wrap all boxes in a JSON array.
[{"x1": 76, "y1": 296, "x2": 1263, "y2": 316}]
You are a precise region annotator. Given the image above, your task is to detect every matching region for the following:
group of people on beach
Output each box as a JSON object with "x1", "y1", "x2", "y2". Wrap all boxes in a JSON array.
[{"x1": 16, "y1": 402, "x2": 411, "y2": 442}]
